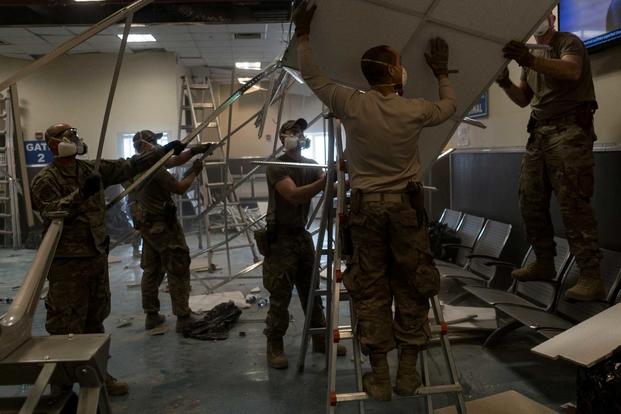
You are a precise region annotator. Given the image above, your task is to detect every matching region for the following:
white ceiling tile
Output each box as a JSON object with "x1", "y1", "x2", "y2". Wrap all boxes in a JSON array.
[
  {"x1": 2, "y1": 53, "x2": 35, "y2": 60},
  {"x1": 0, "y1": 28, "x2": 33, "y2": 37},
  {"x1": 148, "y1": 24, "x2": 190, "y2": 34},
  {"x1": 154, "y1": 34, "x2": 193, "y2": 42},
  {"x1": 128, "y1": 42, "x2": 162, "y2": 49},
  {"x1": 195, "y1": 40, "x2": 231, "y2": 48},
  {"x1": 192, "y1": 32, "x2": 231, "y2": 41},
  {"x1": 179, "y1": 57, "x2": 206, "y2": 66},
  {"x1": 227, "y1": 24, "x2": 268, "y2": 33},
  {"x1": 199, "y1": 25, "x2": 230, "y2": 33},
  {"x1": 231, "y1": 39, "x2": 264, "y2": 47},
  {"x1": 87, "y1": 35, "x2": 122, "y2": 46},
  {"x1": 66, "y1": 26, "x2": 94, "y2": 35},
  {"x1": 41, "y1": 35, "x2": 75, "y2": 45},
  {"x1": 17, "y1": 45, "x2": 52, "y2": 54},
  {"x1": 0, "y1": 45, "x2": 22, "y2": 53}
]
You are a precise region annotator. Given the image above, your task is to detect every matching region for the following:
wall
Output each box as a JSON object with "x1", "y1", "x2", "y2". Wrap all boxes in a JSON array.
[
  {"x1": 446, "y1": 42, "x2": 621, "y2": 149},
  {"x1": 0, "y1": 51, "x2": 183, "y2": 159}
]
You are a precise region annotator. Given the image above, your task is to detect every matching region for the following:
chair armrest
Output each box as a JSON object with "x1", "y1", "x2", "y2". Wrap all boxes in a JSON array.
[
  {"x1": 442, "y1": 244, "x2": 473, "y2": 252},
  {"x1": 483, "y1": 260, "x2": 519, "y2": 269}
]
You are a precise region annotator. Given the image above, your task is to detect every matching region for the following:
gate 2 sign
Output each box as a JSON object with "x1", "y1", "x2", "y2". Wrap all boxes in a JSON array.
[{"x1": 24, "y1": 140, "x2": 53, "y2": 166}]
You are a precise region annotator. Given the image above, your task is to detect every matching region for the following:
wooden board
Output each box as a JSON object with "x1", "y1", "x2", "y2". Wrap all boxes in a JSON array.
[
  {"x1": 531, "y1": 302, "x2": 621, "y2": 368},
  {"x1": 283, "y1": 0, "x2": 558, "y2": 175},
  {"x1": 435, "y1": 390, "x2": 558, "y2": 414}
]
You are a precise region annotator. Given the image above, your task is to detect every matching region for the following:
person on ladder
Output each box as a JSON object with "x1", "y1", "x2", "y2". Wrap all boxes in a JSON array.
[
  {"x1": 261, "y1": 119, "x2": 347, "y2": 369},
  {"x1": 130, "y1": 130, "x2": 214, "y2": 332},
  {"x1": 294, "y1": 4, "x2": 457, "y2": 401}
]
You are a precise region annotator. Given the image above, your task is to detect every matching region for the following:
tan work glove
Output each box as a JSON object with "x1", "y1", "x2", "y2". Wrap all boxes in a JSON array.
[
  {"x1": 293, "y1": 2, "x2": 317, "y2": 37},
  {"x1": 425, "y1": 37, "x2": 450, "y2": 78},
  {"x1": 502, "y1": 41, "x2": 535, "y2": 67}
]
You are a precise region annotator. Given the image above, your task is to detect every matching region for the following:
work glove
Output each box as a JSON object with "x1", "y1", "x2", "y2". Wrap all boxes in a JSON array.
[
  {"x1": 293, "y1": 2, "x2": 317, "y2": 38},
  {"x1": 424, "y1": 37, "x2": 450, "y2": 78},
  {"x1": 80, "y1": 174, "x2": 101, "y2": 199},
  {"x1": 162, "y1": 140, "x2": 187, "y2": 155},
  {"x1": 496, "y1": 67, "x2": 512, "y2": 89},
  {"x1": 502, "y1": 40, "x2": 535, "y2": 67},
  {"x1": 190, "y1": 143, "x2": 215, "y2": 156},
  {"x1": 183, "y1": 159, "x2": 204, "y2": 179}
]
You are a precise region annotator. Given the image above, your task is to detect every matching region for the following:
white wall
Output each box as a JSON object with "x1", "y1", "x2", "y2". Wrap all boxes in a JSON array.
[{"x1": 0, "y1": 51, "x2": 183, "y2": 159}]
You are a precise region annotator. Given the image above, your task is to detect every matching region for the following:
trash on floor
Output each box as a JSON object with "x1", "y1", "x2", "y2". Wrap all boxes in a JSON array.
[
  {"x1": 189, "y1": 291, "x2": 250, "y2": 312},
  {"x1": 250, "y1": 287, "x2": 261, "y2": 293},
  {"x1": 182, "y1": 302, "x2": 242, "y2": 340},
  {"x1": 245, "y1": 294, "x2": 258, "y2": 304},
  {"x1": 116, "y1": 317, "x2": 133, "y2": 328}
]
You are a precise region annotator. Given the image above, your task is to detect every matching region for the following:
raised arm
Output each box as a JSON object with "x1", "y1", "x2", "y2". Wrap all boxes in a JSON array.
[
  {"x1": 421, "y1": 37, "x2": 457, "y2": 126},
  {"x1": 496, "y1": 67, "x2": 534, "y2": 108},
  {"x1": 274, "y1": 174, "x2": 326, "y2": 205}
]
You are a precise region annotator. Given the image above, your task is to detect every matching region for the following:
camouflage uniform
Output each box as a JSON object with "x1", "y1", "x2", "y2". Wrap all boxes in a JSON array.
[
  {"x1": 520, "y1": 31, "x2": 601, "y2": 272},
  {"x1": 131, "y1": 168, "x2": 191, "y2": 317},
  {"x1": 263, "y1": 154, "x2": 325, "y2": 339},
  {"x1": 31, "y1": 149, "x2": 165, "y2": 334},
  {"x1": 343, "y1": 194, "x2": 438, "y2": 354}
]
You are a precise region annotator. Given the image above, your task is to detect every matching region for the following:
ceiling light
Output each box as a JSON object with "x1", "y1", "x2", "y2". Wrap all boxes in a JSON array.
[
  {"x1": 235, "y1": 62, "x2": 261, "y2": 71},
  {"x1": 238, "y1": 77, "x2": 252, "y2": 84},
  {"x1": 117, "y1": 34, "x2": 156, "y2": 42}
]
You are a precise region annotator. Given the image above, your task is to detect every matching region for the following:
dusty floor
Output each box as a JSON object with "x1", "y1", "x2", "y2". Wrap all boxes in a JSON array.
[{"x1": 0, "y1": 230, "x2": 577, "y2": 413}]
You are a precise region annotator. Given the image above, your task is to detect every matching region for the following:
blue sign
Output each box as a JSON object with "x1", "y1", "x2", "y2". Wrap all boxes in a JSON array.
[
  {"x1": 24, "y1": 140, "x2": 53, "y2": 166},
  {"x1": 467, "y1": 91, "x2": 489, "y2": 119}
]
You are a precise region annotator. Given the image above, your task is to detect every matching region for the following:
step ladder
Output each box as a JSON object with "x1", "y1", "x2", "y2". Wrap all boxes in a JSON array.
[
  {"x1": 178, "y1": 71, "x2": 259, "y2": 275},
  {"x1": 297, "y1": 115, "x2": 467, "y2": 414},
  {"x1": 0, "y1": 89, "x2": 21, "y2": 248}
]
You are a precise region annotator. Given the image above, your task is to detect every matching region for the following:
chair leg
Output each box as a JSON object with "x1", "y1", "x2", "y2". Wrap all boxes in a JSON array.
[{"x1": 483, "y1": 320, "x2": 522, "y2": 347}]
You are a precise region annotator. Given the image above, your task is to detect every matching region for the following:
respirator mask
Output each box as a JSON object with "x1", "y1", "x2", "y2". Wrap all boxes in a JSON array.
[
  {"x1": 361, "y1": 58, "x2": 408, "y2": 95},
  {"x1": 50, "y1": 128, "x2": 88, "y2": 157},
  {"x1": 283, "y1": 132, "x2": 311, "y2": 151},
  {"x1": 534, "y1": 19, "x2": 551, "y2": 37}
]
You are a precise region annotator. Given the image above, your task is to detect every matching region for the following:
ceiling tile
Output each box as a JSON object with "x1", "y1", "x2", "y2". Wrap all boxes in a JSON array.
[
  {"x1": 226, "y1": 23, "x2": 267, "y2": 33},
  {"x1": 2, "y1": 53, "x2": 34, "y2": 61},
  {"x1": 27, "y1": 26, "x2": 72, "y2": 35}
]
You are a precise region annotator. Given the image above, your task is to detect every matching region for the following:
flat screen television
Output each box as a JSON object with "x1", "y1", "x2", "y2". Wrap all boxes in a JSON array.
[{"x1": 559, "y1": 0, "x2": 621, "y2": 50}]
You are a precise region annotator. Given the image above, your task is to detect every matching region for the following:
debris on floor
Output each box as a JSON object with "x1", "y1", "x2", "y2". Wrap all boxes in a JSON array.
[
  {"x1": 189, "y1": 291, "x2": 250, "y2": 312},
  {"x1": 250, "y1": 287, "x2": 261, "y2": 293},
  {"x1": 245, "y1": 294, "x2": 258, "y2": 304},
  {"x1": 116, "y1": 317, "x2": 133, "y2": 328},
  {"x1": 182, "y1": 301, "x2": 242, "y2": 340}
]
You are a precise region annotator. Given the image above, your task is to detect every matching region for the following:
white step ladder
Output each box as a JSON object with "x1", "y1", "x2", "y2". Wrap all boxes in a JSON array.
[
  {"x1": 0, "y1": 88, "x2": 21, "y2": 248},
  {"x1": 298, "y1": 115, "x2": 468, "y2": 414}
]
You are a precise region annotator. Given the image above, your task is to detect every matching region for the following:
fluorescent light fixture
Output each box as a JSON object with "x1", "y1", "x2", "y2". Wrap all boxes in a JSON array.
[
  {"x1": 117, "y1": 34, "x2": 156, "y2": 42},
  {"x1": 237, "y1": 77, "x2": 252, "y2": 84},
  {"x1": 235, "y1": 61, "x2": 261, "y2": 70}
]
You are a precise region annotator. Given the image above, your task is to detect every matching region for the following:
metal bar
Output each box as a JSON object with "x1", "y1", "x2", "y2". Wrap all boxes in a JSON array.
[
  {"x1": 205, "y1": 261, "x2": 263, "y2": 292},
  {"x1": 18, "y1": 363, "x2": 57, "y2": 414},
  {"x1": 349, "y1": 300, "x2": 365, "y2": 414},
  {"x1": 106, "y1": 62, "x2": 280, "y2": 209},
  {"x1": 9, "y1": 85, "x2": 34, "y2": 227},
  {"x1": 223, "y1": 68, "x2": 235, "y2": 276},
  {"x1": 0, "y1": 213, "x2": 65, "y2": 360},
  {"x1": 191, "y1": 214, "x2": 266, "y2": 259},
  {"x1": 0, "y1": 0, "x2": 154, "y2": 92},
  {"x1": 77, "y1": 387, "x2": 101, "y2": 414},
  {"x1": 93, "y1": 14, "x2": 132, "y2": 171},
  {"x1": 251, "y1": 161, "x2": 328, "y2": 169}
]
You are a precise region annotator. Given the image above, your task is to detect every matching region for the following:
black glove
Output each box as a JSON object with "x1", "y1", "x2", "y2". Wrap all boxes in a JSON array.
[
  {"x1": 425, "y1": 37, "x2": 450, "y2": 78},
  {"x1": 502, "y1": 40, "x2": 534, "y2": 67},
  {"x1": 293, "y1": 2, "x2": 317, "y2": 37},
  {"x1": 496, "y1": 67, "x2": 512, "y2": 89},
  {"x1": 162, "y1": 140, "x2": 187, "y2": 155},
  {"x1": 182, "y1": 159, "x2": 204, "y2": 179},
  {"x1": 80, "y1": 174, "x2": 101, "y2": 199},
  {"x1": 190, "y1": 143, "x2": 215, "y2": 156}
]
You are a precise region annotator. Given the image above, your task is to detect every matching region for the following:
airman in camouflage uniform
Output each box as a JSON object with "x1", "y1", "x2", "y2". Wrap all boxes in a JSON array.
[
  {"x1": 31, "y1": 122, "x2": 182, "y2": 396},
  {"x1": 295, "y1": 4, "x2": 456, "y2": 400},
  {"x1": 130, "y1": 130, "x2": 211, "y2": 333},
  {"x1": 262, "y1": 119, "x2": 346, "y2": 370},
  {"x1": 498, "y1": 15, "x2": 605, "y2": 301}
]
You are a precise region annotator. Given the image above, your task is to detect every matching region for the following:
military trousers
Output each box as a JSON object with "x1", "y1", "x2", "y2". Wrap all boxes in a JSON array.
[
  {"x1": 45, "y1": 254, "x2": 110, "y2": 335},
  {"x1": 342, "y1": 200, "x2": 439, "y2": 354},
  {"x1": 140, "y1": 219, "x2": 191, "y2": 317},
  {"x1": 262, "y1": 231, "x2": 326, "y2": 338},
  {"x1": 520, "y1": 121, "x2": 601, "y2": 271}
]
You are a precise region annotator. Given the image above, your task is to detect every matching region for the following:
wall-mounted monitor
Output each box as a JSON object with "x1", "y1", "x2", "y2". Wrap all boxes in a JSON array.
[{"x1": 559, "y1": 0, "x2": 621, "y2": 51}]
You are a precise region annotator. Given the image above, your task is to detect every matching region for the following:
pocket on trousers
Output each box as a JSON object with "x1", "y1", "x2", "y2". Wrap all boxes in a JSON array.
[
  {"x1": 342, "y1": 245, "x2": 360, "y2": 300},
  {"x1": 410, "y1": 251, "x2": 441, "y2": 299}
]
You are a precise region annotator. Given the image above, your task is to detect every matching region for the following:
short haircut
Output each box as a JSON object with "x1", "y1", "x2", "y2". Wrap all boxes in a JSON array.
[{"x1": 360, "y1": 45, "x2": 398, "y2": 85}]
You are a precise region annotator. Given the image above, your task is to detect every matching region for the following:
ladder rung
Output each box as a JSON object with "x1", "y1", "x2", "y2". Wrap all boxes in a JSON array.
[
  {"x1": 190, "y1": 84, "x2": 210, "y2": 90},
  {"x1": 210, "y1": 244, "x2": 254, "y2": 253},
  {"x1": 203, "y1": 161, "x2": 227, "y2": 166},
  {"x1": 332, "y1": 384, "x2": 462, "y2": 405},
  {"x1": 193, "y1": 103, "x2": 214, "y2": 109},
  {"x1": 333, "y1": 392, "x2": 367, "y2": 404},
  {"x1": 0, "y1": 213, "x2": 12, "y2": 217},
  {"x1": 207, "y1": 182, "x2": 235, "y2": 187},
  {"x1": 336, "y1": 328, "x2": 353, "y2": 340},
  {"x1": 208, "y1": 223, "x2": 248, "y2": 231},
  {"x1": 0, "y1": 229, "x2": 12, "y2": 234}
]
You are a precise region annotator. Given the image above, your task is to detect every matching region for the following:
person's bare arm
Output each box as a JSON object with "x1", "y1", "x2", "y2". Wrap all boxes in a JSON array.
[
  {"x1": 275, "y1": 175, "x2": 326, "y2": 205},
  {"x1": 159, "y1": 171, "x2": 197, "y2": 195},
  {"x1": 497, "y1": 68, "x2": 534, "y2": 108},
  {"x1": 530, "y1": 54, "x2": 583, "y2": 81},
  {"x1": 165, "y1": 149, "x2": 193, "y2": 168}
]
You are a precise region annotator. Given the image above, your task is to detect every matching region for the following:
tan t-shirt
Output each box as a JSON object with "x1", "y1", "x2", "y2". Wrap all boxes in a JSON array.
[
  {"x1": 521, "y1": 31, "x2": 596, "y2": 120},
  {"x1": 297, "y1": 37, "x2": 457, "y2": 193}
]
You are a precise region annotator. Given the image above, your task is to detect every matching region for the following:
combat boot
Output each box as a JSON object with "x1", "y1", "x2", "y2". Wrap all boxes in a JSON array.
[
  {"x1": 511, "y1": 258, "x2": 556, "y2": 282},
  {"x1": 105, "y1": 374, "x2": 129, "y2": 396},
  {"x1": 145, "y1": 312, "x2": 165, "y2": 330},
  {"x1": 362, "y1": 353, "x2": 392, "y2": 401},
  {"x1": 394, "y1": 347, "x2": 421, "y2": 396},
  {"x1": 311, "y1": 334, "x2": 347, "y2": 356},
  {"x1": 266, "y1": 337, "x2": 288, "y2": 369},
  {"x1": 175, "y1": 312, "x2": 202, "y2": 333},
  {"x1": 565, "y1": 268, "x2": 606, "y2": 302}
]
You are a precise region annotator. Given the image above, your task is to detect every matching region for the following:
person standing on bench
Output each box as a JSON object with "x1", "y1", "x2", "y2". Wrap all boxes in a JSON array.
[{"x1": 496, "y1": 14, "x2": 604, "y2": 302}]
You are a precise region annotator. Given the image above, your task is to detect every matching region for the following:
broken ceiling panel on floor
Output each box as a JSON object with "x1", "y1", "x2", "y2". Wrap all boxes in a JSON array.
[{"x1": 283, "y1": 0, "x2": 558, "y2": 175}]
